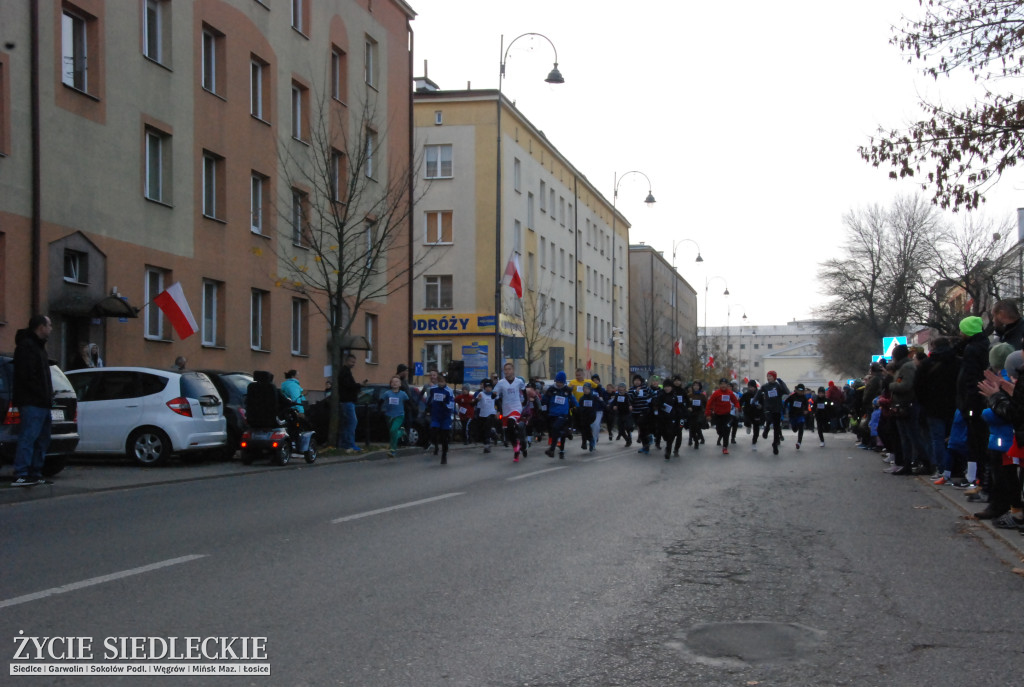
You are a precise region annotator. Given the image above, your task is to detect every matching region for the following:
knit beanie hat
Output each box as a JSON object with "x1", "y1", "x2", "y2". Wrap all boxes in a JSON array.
[
  {"x1": 959, "y1": 316, "x2": 984, "y2": 337},
  {"x1": 554, "y1": 371, "x2": 567, "y2": 384},
  {"x1": 766, "y1": 370, "x2": 777, "y2": 379},
  {"x1": 1004, "y1": 350, "x2": 1024, "y2": 377},
  {"x1": 989, "y1": 342, "x2": 1014, "y2": 371}
]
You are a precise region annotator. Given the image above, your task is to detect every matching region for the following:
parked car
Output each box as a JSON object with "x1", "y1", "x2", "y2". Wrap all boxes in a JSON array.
[
  {"x1": 307, "y1": 384, "x2": 429, "y2": 448},
  {"x1": 0, "y1": 354, "x2": 79, "y2": 477},
  {"x1": 65, "y1": 367, "x2": 226, "y2": 466},
  {"x1": 195, "y1": 369, "x2": 254, "y2": 459}
]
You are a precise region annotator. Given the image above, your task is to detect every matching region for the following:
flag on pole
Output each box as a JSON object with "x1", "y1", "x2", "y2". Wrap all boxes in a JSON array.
[
  {"x1": 153, "y1": 282, "x2": 199, "y2": 339},
  {"x1": 503, "y1": 252, "x2": 523, "y2": 298},
  {"x1": 586, "y1": 339, "x2": 592, "y2": 371},
  {"x1": 673, "y1": 339, "x2": 682, "y2": 356},
  {"x1": 704, "y1": 355, "x2": 716, "y2": 369}
]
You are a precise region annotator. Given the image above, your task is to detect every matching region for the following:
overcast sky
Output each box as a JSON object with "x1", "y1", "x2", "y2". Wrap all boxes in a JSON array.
[{"x1": 410, "y1": 0, "x2": 1023, "y2": 328}]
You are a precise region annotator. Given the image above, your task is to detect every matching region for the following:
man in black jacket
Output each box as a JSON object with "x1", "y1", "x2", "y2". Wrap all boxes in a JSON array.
[
  {"x1": 337, "y1": 354, "x2": 362, "y2": 452},
  {"x1": 11, "y1": 315, "x2": 54, "y2": 486},
  {"x1": 915, "y1": 337, "x2": 963, "y2": 484},
  {"x1": 991, "y1": 299, "x2": 1024, "y2": 350}
]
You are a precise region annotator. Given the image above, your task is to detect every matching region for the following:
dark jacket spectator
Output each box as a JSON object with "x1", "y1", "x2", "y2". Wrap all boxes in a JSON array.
[
  {"x1": 13, "y1": 327, "x2": 52, "y2": 409},
  {"x1": 336, "y1": 359, "x2": 361, "y2": 403},
  {"x1": 914, "y1": 341, "x2": 959, "y2": 420},
  {"x1": 956, "y1": 329, "x2": 990, "y2": 417}
]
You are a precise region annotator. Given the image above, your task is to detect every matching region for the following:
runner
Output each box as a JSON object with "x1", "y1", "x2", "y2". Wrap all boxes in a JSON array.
[{"x1": 493, "y1": 362, "x2": 528, "y2": 462}]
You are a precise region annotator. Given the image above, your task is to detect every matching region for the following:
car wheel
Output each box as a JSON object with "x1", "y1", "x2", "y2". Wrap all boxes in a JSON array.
[
  {"x1": 304, "y1": 445, "x2": 317, "y2": 464},
  {"x1": 273, "y1": 444, "x2": 291, "y2": 466},
  {"x1": 406, "y1": 425, "x2": 420, "y2": 447},
  {"x1": 240, "y1": 449, "x2": 255, "y2": 465},
  {"x1": 42, "y1": 454, "x2": 67, "y2": 477},
  {"x1": 127, "y1": 428, "x2": 171, "y2": 467}
]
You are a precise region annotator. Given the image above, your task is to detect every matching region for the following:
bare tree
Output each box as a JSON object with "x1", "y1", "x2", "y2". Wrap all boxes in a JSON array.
[
  {"x1": 274, "y1": 95, "x2": 425, "y2": 442},
  {"x1": 630, "y1": 288, "x2": 673, "y2": 376},
  {"x1": 860, "y1": 0, "x2": 1024, "y2": 210},
  {"x1": 503, "y1": 282, "x2": 562, "y2": 378}
]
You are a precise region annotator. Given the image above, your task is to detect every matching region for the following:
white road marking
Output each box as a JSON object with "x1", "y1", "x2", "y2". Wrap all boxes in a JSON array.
[
  {"x1": 331, "y1": 492, "x2": 465, "y2": 524},
  {"x1": 507, "y1": 467, "x2": 569, "y2": 481},
  {"x1": 0, "y1": 555, "x2": 208, "y2": 609}
]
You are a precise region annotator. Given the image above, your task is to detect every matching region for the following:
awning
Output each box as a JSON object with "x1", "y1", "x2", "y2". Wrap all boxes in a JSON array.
[
  {"x1": 50, "y1": 293, "x2": 139, "y2": 318},
  {"x1": 90, "y1": 295, "x2": 139, "y2": 318}
]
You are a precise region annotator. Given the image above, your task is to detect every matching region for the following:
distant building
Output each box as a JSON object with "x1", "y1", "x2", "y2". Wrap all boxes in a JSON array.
[{"x1": 627, "y1": 244, "x2": 698, "y2": 379}]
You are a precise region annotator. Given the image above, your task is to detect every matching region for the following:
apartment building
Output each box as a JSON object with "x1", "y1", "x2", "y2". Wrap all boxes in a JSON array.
[
  {"x1": 0, "y1": 0, "x2": 415, "y2": 387},
  {"x1": 411, "y1": 84, "x2": 631, "y2": 385}
]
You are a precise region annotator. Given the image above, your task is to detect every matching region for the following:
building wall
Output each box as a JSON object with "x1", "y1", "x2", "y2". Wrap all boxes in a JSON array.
[
  {"x1": 412, "y1": 91, "x2": 629, "y2": 385},
  {"x1": 0, "y1": 0, "x2": 414, "y2": 390},
  {"x1": 627, "y1": 244, "x2": 698, "y2": 379}
]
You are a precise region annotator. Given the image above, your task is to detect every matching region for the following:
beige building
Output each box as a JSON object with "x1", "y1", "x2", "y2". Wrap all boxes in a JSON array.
[
  {"x1": 0, "y1": 0, "x2": 415, "y2": 387},
  {"x1": 412, "y1": 84, "x2": 632, "y2": 385}
]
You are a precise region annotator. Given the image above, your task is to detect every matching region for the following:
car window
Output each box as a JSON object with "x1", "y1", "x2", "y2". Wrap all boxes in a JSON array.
[
  {"x1": 0, "y1": 359, "x2": 11, "y2": 398},
  {"x1": 218, "y1": 373, "x2": 254, "y2": 402},
  {"x1": 140, "y1": 373, "x2": 169, "y2": 396},
  {"x1": 180, "y1": 372, "x2": 220, "y2": 399},
  {"x1": 50, "y1": 365, "x2": 75, "y2": 394},
  {"x1": 93, "y1": 371, "x2": 143, "y2": 401},
  {"x1": 356, "y1": 388, "x2": 376, "y2": 405}
]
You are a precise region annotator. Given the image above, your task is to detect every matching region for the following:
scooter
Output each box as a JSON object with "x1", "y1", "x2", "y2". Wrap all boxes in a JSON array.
[{"x1": 239, "y1": 406, "x2": 317, "y2": 466}]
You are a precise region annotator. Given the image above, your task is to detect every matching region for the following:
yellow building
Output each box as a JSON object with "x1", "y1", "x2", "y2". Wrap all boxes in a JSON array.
[{"x1": 411, "y1": 83, "x2": 631, "y2": 386}]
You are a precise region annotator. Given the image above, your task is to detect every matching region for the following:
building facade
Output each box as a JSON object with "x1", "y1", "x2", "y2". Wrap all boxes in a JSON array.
[
  {"x1": 627, "y1": 244, "x2": 699, "y2": 380},
  {"x1": 0, "y1": 0, "x2": 415, "y2": 389},
  {"x1": 411, "y1": 86, "x2": 631, "y2": 385}
]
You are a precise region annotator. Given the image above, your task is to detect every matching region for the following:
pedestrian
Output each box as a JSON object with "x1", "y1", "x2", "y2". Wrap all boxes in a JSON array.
[
  {"x1": 590, "y1": 374, "x2": 611, "y2": 443},
  {"x1": 915, "y1": 337, "x2": 961, "y2": 485},
  {"x1": 474, "y1": 378, "x2": 499, "y2": 453},
  {"x1": 11, "y1": 315, "x2": 54, "y2": 486},
  {"x1": 728, "y1": 381, "x2": 742, "y2": 445},
  {"x1": 173, "y1": 355, "x2": 187, "y2": 371},
  {"x1": 280, "y1": 369, "x2": 307, "y2": 412},
  {"x1": 991, "y1": 299, "x2": 1024, "y2": 349},
  {"x1": 740, "y1": 380, "x2": 762, "y2": 449},
  {"x1": 493, "y1": 362, "x2": 528, "y2": 462},
  {"x1": 577, "y1": 383, "x2": 600, "y2": 452},
  {"x1": 956, "y1": 316, "x2": 990, "y2": 496},
  {"x1": 668, "y1": 376, "x2": 689, "y2": 457},
  {"x1": 977, "y1": 349, "x2": 1024, "y2": 528},
  {"x1": 454, "y1": 384, "x2": 476, "y2": 445},
  {"x1": 381, "y1": 375, "x2": 409, "y2": 458},
  {"x1": 706, "y1": 377, "x2": 740, "y2": 455},
  {"x1": 754, "y1": 370, "x2": 789, "y2": 454},
  {"x1": 813, "y1": 386, "x2": 832, "y2": 447},
  {"x1": 337, "y1": 354, "x2": 362, "y2": 453},
  {"x1": 654, "y1": 381, "x2": 681, "y2": 460},
  {"x1": 783, "y1": 383, "x2": 809, "y2": 450},
  {"x1": 687, "y1": 381, "x2": 708, "y2": 449},
  {"x1": 68, "y1": 342, "x2": 101, "y2": 370},
  {"x1": 541, "y1": 371, "x2": 577, "y2": 459},
  {"x1": 628, "y1": 374, "x2": 655, "y2": 454},
  {"x1": 608, "y1": 382, "x2": 634, "y2": 446},
  {"x1": 426, "y1": 373, "x2": 454, "y2": 464}
]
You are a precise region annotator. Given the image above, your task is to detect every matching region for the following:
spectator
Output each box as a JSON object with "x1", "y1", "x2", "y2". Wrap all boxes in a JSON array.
[
  {"x1": 991, "y1": 299, "x2": 1024, "y2": 350},
  {"x1": 337, "y1": 354, "x2": 362, "y2": 453},
  {"x1": 957, "y1": 316, "x2": 991, "y2": 499},
  {"x1": 173, "y1": 356, "x2": 187, "y2": 371},
  {"x1": 915, "y1": 337, "x2": 962, "y2": 485},
  {"x1": 280, "y1": 369, "x2": 307, "y2": 412},
  {"x1": 11, "y1": 315, "x2": 54, "y2": 487}
]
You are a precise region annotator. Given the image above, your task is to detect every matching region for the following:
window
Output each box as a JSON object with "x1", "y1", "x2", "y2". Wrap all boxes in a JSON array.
[
  {"x1": 251, "y1": 172, "x2": 266, "y2": 234},
  {"x1": 201, "y1": 280, "x2": 222, "y2": 347},
  {"x1": 201, "y1": 25, "x2": 224, "y2": 95},
  {"x1": 513, "y1": 158, "x2": 521, "y2": 192},
  {"x1": 364, "y1": 313, "x2": 378, "y2": 363},
  {"x1": 61, "y1": 10, "x2": 88, "y2": 91},
  {"x1": 767, "y1": 344, "x2": 773, "y2": 349},
  {"x1": 527, "y1": 193, "x2": 534, "y2": 230},
  {"x1": 364, "y1": 222, "x2": 376, "y2": 270},
  {"x1": 424, "y1": 144, "x2": 453, "y2": 179},
  {"x1": 331, "y1": 47, "x2": 346, "y2": 102},
  {"x1": 753, "y1": 344, "x2": 760, "y2": 350},
  {"x1": 0, "y1": 58, "x2": 7, "y2": 155},
  {"x1": 559, "y1": 248, "x2": 565, "y2": 279},
  {"x1": 202, "y1": 151, "x2": 224, "y2": 220},
  {"x1": 540, "y1": 181, "x2": 546, "y2": 212},
  {"x1": 291, "y1": 298, "x2": 308, "y2": 355},
  {"x1": 144, "y1": 127, "x2": 171, "y2": 203},
  {"x1": 251, "y1": 289, "x2": 268, "y2": 350},
  {"x1": 559, "y1": 197, "x2": 565, "y2": 226},
  {"x1": 539, "y1": 239, "x2": 545, "y2": 268},
  {"x1": 291, "y1": 0, "x2": 307, "y2": 33},
  {"x1": 330, "y1": 149, "x2": 345, "y2": 202},
  {"x1": 364, "y1": 36, "x2": 379, "y2": 88},
  {"x1": 291, "y1": 81, "x2": 308, "y2": 141},
  {"x1": 586, "y1": 267, "x2": 591, "y2": 292},
  {"x1": 559, "y1": 302, "x2": 566, "y2": 332},
  {"x1": 567, "y1": 203, "x2": 573, "y2": 230},
  {"x1": 365, "y1": 128, "x2": 377, "y2": 179},
  {"x1": 63, "y1": 250, "x2": 87, "y2": 283},
  {"x1": 549, "y1": 189, "x2": 555, "y2": 218},
  {"x1": 425, "y1": 275, "x2": 453, "y2": 309},
  {"x1": 144, "y1": 268, "x2": 167, "y2": 339},
  {"x1": 513, "y1": 221, "x2": 522, "y2": 253},
  {"x1": 250, "y1": 57, "x2": 269, "y2": 120},
  {"x1": 424, "y1": 343, "x2": 452, "y2": 375},
  {"x1": 527, "y1": 252, "x2": 535, "y2": 286},
  {"x1": 143, "y1": 0, "x2": 168, "y2": 65},
  {"x1": 291, "y1": 189, "x2": 308, "y2": 246},
  {"x1": 424, "y1": 211, "x2": 453, "y2": 244}
]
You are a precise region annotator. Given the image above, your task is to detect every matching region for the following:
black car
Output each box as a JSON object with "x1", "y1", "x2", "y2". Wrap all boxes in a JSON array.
[
  {"x1": 0, "y1": 354, "x2": 80, "y2": 477},
  {"x1": 307, "y1": 384, "x2": 429, "y2": 448},
  {"x1": 196, "y1": 370, "x2": 254, "y2": 459}
]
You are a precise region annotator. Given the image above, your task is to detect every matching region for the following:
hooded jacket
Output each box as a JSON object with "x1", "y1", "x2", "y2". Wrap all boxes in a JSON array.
[
  {"x1": 914, "y1": 346, "x2": 959, "y2": 420},
  {"x1": 12, "y1": 328, "x2": 52, "y2": 409},
  {"x1": 956, "y1": 332, "x2": 990, "y2": 416}
]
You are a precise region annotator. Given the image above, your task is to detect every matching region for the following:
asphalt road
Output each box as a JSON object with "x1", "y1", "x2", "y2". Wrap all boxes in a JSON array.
[{"x1": 2, "y1": 433, "x2": 1023, "y2": 686}]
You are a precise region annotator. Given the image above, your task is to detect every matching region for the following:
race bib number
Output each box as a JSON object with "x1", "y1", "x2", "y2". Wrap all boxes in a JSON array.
[
  {"x1": 663, "y1": 404, "x2": 673, "y2": 414},
  {"x1": 433, "y1": 393, "x2": 445, "y2": 402},
  {"x1": 692, "y1": 399, "x2": 701, "y2": 406},
  {"x1": 636, "y1": 390, "x2": 644, "y2": 397},
  {"x1": 458, "y1": 407, "x2": 467, "y2": 414},
  {"x1": 388, "y1": 397, "x2": 399, "y2": 406},
  {"x1": 677, "y1": 395, "x2": 685, "y2": 403},
  {"x1": 553, "y1": 396, "x2": 566, "y2": 405},
  {"x1": 583, "y1": 400, "x2": 593, "y2": 407},
  {"x1": 767, "y1": 389, "x2": 777, "y2": 398},
  {"x1": 617, "y1": 395, "x2": 626, "y2": 403},
  {"x1": 793, "y1": 401, "x2": 802, "y2": 408}
]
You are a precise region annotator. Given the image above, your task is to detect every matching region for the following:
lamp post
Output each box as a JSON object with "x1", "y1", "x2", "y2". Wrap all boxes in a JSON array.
[
  {"x1": 726, "y1": 302, "x2": 747, "y2": 380},
  {"x1": 610, "y1": 170, "x2": 656, "y2": 385},
  {"x1": 494, "y1": 33, "x2": 564, "y2": 376},
  {"x1": 703, "y1": 275, "x2": 729, "y2": 372},
  {"x1": 671, "y1": 238, "x2": 702, "y2": 377}
]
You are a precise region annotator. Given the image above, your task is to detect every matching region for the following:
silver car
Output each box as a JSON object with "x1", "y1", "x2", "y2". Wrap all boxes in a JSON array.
[{"x1": 66, "y1": 367, "x2": 226, "y2": 466}]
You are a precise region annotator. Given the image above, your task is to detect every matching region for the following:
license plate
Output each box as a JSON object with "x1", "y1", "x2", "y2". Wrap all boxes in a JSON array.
[
  {"x1": 201, "y1": 405, "x2": 218, "y2": 416},
  {"x1": 250, "y1": 430, "x2": 276, "y2": 440},
  {"x1": 51, "y1": 409, "x2": 64, "y2": 422}
]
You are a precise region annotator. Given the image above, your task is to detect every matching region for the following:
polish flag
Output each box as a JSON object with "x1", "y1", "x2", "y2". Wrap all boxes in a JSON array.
[
  {"x1": 705, "y1": 355, "x2": 715, "y2": 369},
  {"x1": 673, "y1": 339, "x2": 682, "y2": 356},
  {"x1": 153, "y1": 282, "x2": 199, "y2": 339},
  {"x1": 503, "y1": 252, "x2": 523, "y2": 298}
]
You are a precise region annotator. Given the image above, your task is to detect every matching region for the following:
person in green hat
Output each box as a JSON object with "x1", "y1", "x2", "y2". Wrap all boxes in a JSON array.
[{"x1": 958, "y1": 314, "x2": 991, "y2": 497}]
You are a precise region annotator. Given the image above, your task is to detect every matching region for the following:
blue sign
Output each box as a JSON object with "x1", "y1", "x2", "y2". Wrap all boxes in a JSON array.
[
  {"x1": 414, "y1": 362, "x2": 424, "y2": 376},
  {"x1": 462, "y1": 344, "x2": 489, "y2": 387},
  {"x1": 477, "y1": 315, "x2": 497, "y2": 328},
  {"x1": 881, "y1": 337, "x2": 907, "y2": 357}
]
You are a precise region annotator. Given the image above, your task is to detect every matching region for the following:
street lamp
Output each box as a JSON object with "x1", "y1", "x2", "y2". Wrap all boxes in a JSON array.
[
  {"x1": 671, "y1": 238, "x2": 702, "y2": 376},
  {"x1": 494, "y1": 33, "x2": 564, "y2": 375},
  {"x1": 610, "y1": 170, "x2": 656, "y2": 385},
  {"x1": 703, "y1": 275, "x2": 729, "y2": 370}
]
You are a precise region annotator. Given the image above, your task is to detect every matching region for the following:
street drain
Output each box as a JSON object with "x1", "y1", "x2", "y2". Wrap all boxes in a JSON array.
[{"x1": 667, "y1": 621, "x2": 825, "y2": 667}]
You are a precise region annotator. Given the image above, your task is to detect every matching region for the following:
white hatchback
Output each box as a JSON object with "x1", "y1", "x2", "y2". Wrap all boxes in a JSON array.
[{"x1": 66, "y1": 367, "x2": 227, "y2": 466}]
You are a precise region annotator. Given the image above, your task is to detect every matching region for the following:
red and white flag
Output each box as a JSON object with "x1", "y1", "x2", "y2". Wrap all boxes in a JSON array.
[
  {"x1": 705, "y1": 355, "x2": 716, "y2": 369},
  {"x1": 673, "y1": 339, "x2": 682, "y2": 356},
  {"x1": 153, "y1": 282, "x2": 199, "y2": 340},
  {"x1": 503, "y1": 252, "x2": 523, "y2": 299}
]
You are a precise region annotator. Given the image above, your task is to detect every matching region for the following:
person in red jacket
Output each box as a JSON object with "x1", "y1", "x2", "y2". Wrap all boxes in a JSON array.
[
  {"x1": 454, "y1": 385, "x2": 476, "y2": 444},
  {"x1": 706, "y1": 377, "x2": 740, "y2": 455}
]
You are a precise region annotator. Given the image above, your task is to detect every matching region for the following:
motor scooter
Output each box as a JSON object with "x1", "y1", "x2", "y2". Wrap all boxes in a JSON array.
[{"x1": 239, "y1": 406, "x2": 317, "y2": 466}]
